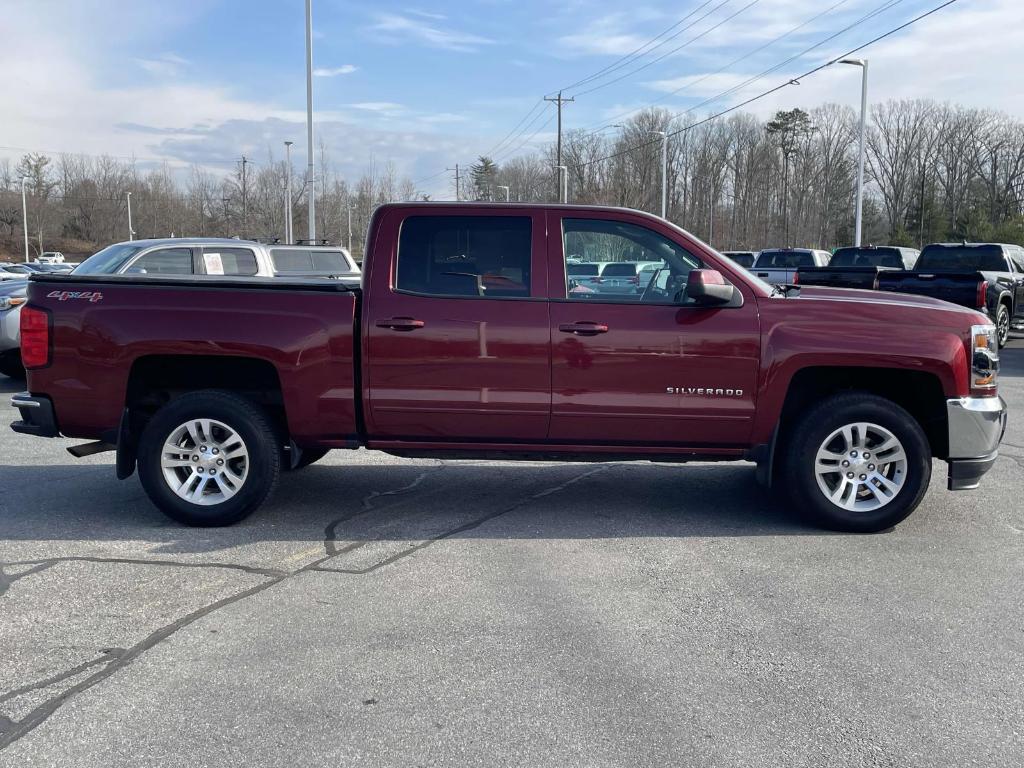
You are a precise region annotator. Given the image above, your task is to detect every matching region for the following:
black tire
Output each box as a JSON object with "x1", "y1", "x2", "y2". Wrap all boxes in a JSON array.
[
  {"x1": 0, "y1": 352, "x2": 25, "y2": 379},
  {"x1": 995, "y1": 303, "x2": 1010, "y2": 348},
  {"x1": 285, "y1": 447, "x2": 329, "y2": 471},
  {"x1": 137, "y1": 390, "x2": 280, "y2": 526},
  {"x1": 782, "y1": 391, "x2": 931, "y2": 533}
]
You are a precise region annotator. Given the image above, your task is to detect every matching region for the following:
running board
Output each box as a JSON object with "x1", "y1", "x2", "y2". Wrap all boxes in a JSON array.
[{"x1": 67, "y1": 441, "x2": 116, "y2": 458}]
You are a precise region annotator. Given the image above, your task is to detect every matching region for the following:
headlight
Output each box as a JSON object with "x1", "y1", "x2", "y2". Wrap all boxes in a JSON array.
[
  {"x1": 0, "y1": 296, "x2": 27, "y2": 311},
  {"x1": 971, "y1": 323, "x2": 999, "y2": 391}
]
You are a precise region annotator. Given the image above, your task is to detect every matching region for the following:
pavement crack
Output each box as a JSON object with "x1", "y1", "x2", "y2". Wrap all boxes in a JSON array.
[
  {"x1": 0, "y1": 561, "x2": 59, "y2": 599},
  {"x1": 0, "y1": 648, "x2": 124, "y2": 706},
  {"x1": 313, "y1": 465, "x2": 609, "y2": 575},
  {"x1": 0, "y1": 556, "x2": 286, "y2": 582},
  {"x1": 322, "y1": 470, "x2": 433, "y2": 557},
  {"x1": 0, "y1": 574, "x2": 286, "y2": 751}
]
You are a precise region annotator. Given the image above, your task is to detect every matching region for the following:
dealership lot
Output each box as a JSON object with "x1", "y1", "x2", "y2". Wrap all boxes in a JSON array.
[{"x1": 0, "y1": 344, "x2": 1022, "y2": 767}]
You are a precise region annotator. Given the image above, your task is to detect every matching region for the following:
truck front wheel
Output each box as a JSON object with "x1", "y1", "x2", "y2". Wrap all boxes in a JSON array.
[
  {"x1": 137, "y1": 390, "x2": 281, "y2": 526},
  {"x1": 782, "y1": 392, "x2": 931, "y2": 532}
]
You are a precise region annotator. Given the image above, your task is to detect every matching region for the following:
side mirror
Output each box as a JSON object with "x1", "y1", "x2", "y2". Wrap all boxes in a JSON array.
[{"x1": 686, "y1": 269, "x2": 735, "y2": 305}]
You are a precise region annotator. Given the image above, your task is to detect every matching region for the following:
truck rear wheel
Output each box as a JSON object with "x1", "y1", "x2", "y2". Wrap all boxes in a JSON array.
[
  {"x1": 137, "y1": 390, "x2": 280, "y2": 526},
  {"x1": 996, "y1": 303, "x2": 1010, "y2": 348},
  {"x1": 782, "y1": 392, "x2": 931, "y2": 532}
]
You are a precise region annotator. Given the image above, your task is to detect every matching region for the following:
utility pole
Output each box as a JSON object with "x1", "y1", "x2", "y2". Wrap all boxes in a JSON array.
[
  {"x1": 446, "y1": 164, "x2": 461, "y2": 201},
  {"x1": 554, "y1": 165, "x2": 568, "y2": 204},
  {"x1": 126, "y1": 192, "x2": 135, "y2": 241},
  {"x1": 839, "y1": 58, "x2": 868, "y2": 247},
  {"x1": 544, "y1": 91, "x2": 574, "y2": 200},
  {"x1": 240, "y1": 156, "x2": 249, "y2": 237},
  {"x1": 650, "y1": 130, "x2": 668, "y2": 219},
  {"x1": 284, "y1": 142, "x2": 294, "y2": 244},
  {"x1": 305, "y1": 0, "x2": 316, "y2": 240},
  {"x1": 347, "y1": 201, "x2": 352, "y2": 252},
  {"x1": 20, "y1": 177, "x2": 29, "y2": 262}
]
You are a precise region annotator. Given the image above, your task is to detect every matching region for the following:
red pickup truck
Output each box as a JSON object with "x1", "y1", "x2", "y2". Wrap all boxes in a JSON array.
[{"x1": 10, "y1": 204, "x2": 1007, "y2": 532}]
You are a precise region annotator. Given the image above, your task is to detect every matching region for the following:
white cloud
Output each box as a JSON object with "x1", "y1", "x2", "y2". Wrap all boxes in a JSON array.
[
  {"x1": 347, "y1": 102, "x2": 405, "y2": 114},
  {"x1": 557, "y1": 14, "x2": 652, "y2": 56},
  {"x1": 136, "y1": 52, "x2": 189, "y2": 77},
  {"x1": 367, "y1": 12, "x2": 494, "y2": 52},
  {"x1": 312, "y1": 64, "x2": 358, "y2": 77}
]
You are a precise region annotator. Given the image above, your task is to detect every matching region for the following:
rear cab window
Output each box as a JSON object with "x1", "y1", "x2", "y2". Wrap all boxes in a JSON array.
[
  {"x1": 916, "y1": 244, "x2": 1008, "y2": 271},
  {"x1": 129, "y1": 248, "x2": 194, "y2": 275},
  {"x1": 755, "y1": 250, "x2": 813, "y2": 268},
  {"x1": 830, "y1": 247, "x2": 904, "y2": 268},
  {"x1": 396, "y1": 215, "x2": 533, "y2": 298}
]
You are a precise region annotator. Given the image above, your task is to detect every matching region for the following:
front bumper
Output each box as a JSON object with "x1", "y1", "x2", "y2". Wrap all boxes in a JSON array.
[
  {"x1": 10, "y1": 392, "x2": 60, "y2": 438},
  {"x1": 946, "y1": 396, "x2": 1007, "y2": 490}
]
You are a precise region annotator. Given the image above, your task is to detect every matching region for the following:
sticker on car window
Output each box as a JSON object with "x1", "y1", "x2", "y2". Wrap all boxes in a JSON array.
[{"x1": 203, "y1": 252, "x2": 224, "y2": 275}]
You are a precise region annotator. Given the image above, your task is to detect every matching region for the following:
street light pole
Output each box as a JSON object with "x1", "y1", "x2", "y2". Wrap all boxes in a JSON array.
[
  {"x1": 126, "y1": 192, "x2": 135, "y2": 241},
  {"x1": 304, "y1": 0, "x2": 316, "y2": 241},
  {"x1": 20, "y1": 177, "x2": 30, "y2": 262},
  {"x1": 497, "y1": 185, "x2": 511, "y2": 202},
  {"x1": 284, "y1": 141, "x2": 294, "y2": 244},
  {"x1": 840, "y1": 58, "x2": 868, "y2": 247}
]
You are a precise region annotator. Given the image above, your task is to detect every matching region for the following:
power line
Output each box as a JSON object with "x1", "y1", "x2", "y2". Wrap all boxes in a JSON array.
[
  {"x1": 583, "y1": 0, "x2": 854, "y2": 135},
  {"x1": 570, "y1": 0, "x2": 762, "y2": 98},
  {"x1": 552, "y1": 0, "x2": 719, "y2": 95},
  {"x1": 576, "y1": 0, "x2": 962, "y2": 169},
  {"x1": 481, "y1": 99, "x2": 547, "y2": 159},
  {"x1": 494, "y1": 113, "x2": 556, "y2": 162}
]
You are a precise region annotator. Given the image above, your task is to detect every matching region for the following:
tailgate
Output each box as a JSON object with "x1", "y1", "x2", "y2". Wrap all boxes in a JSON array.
[
  {"x1": 797, "y1": 266, "x2": 891, "y2": 290},
  {"x1": 875, "y1": 270, "x2": 984, "y2": 308}
]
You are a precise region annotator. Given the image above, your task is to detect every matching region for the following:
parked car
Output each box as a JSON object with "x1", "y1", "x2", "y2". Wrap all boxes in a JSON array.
[
  {"x1": 596, "y1": 261, "x2": 641, "y2": 293},
  {"x1": 0, "y1": 279, "x2": 28, "y2": 378},
  {"x1": 751, "y1": 248, "x2": 831, "y2": 284},
  {"x1": 797, "y1": 245, "x2": 922, "y2": 290},
  {"x1": 721, "y1": 250, "x2": 757, "y2": 268},
  {"x1": 875, "y1": 242, "x2": 1024, "y2": 346},
  {"x1": 12, "y1": 203, "x2": 1005, "y2": 534},
  {"x1": 0, "y1": 263, "x2": 34, "y2": 280},
  {"x1": 37, "y1": 251, "x2": 66, "y2": 264},
  {"x1": 72, "y1": 238, "x2": 360, "y2": 279}
]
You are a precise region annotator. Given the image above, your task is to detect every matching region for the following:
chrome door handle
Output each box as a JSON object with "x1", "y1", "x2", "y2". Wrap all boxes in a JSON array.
[
  {"x1": 376, "y1": 317, "x2": 425, "y2": 331},
  {"x1": 558, "y1": 322, "x2": 609, "y2": 335}
]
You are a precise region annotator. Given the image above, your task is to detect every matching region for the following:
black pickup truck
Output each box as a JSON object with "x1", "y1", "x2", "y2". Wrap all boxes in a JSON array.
[
  {"x1": 874, "y1": 243, "x2": 1024, "y2": 346},
  {"x1": 796, "y1": 245, "x2": 920, "y2": 290}
]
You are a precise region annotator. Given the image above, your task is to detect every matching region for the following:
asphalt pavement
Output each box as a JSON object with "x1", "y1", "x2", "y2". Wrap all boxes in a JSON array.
[{"x1": 1, "y1": 344, "x2": 1022, "y2": 767}]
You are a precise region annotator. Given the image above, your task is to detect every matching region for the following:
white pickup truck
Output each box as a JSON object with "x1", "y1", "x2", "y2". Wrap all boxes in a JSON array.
[
  {"x1": 71, "y1": 238, "x2": 360, "y2": 279},
  {"x1": 751, "y1": 247, "x2": 831, "y2": 284}
]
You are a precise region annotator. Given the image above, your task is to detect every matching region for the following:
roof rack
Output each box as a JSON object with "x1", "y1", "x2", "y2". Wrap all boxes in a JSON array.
[{"x1": 295, "y1": 239, "x2": 333, "y2": 246}]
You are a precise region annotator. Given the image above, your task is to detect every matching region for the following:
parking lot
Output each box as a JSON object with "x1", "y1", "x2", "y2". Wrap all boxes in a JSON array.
[{"x1": 0, "y1": 344, "x2": 1021, "y2": 767}]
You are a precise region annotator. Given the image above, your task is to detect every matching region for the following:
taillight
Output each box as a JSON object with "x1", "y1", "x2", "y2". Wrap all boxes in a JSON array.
[
  {"x1": 630, "y1": 276, "x2": 640, "y2": 284},
  {"x1": 20, "y1": 306, "x2": 50, "y2": 369},
  {"x1": 976, "y1": 280, "x2": 988, "y2": 310},
  {"x1": 792, "y1": 272, "x2": 800, "y2": 285}
]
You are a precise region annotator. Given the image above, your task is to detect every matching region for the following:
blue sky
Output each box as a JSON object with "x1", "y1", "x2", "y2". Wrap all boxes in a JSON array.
[{"x1": 3, "y1": 0, "x2": 1022, "y2": 198}]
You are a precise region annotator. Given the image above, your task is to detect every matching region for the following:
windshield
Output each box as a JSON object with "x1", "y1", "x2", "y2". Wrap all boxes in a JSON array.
[
  {"x1": 830, "y1": 247, "x2": 904, "y2": 267},
  {"x1": 916, "y1": 244, "x2": 1007, "y2": 271},
  {"x1": 74, "y1": 243, "x2": 144, "y2": 274},
  {"x1": 755, "y1": 250, "x2": 813, "y2": 268}
]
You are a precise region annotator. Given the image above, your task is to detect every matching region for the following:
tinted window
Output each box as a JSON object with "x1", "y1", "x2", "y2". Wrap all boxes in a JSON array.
[
  {"x1": 396, "y1": 216, "x2": 532, "y2": 298},
  {"x1": 201, "y1": 247, "x2": 258, "y2": 276},
  {"x1": 130, "y1": 248, "x2": 193, "y2": 275},
  {"x1": 830, "y1": 247, "x2": 904, "y2": 268},
  {"x1": 601, "y1": 263, "x2": 637, "y2": 277},
  {"x1": 563, "y1": 218, "x2": 706, "y2": 304},
  {"x1": 567, "y1": 263, "x2": 600, "y2": 276},
  {"x1": 724, "y1": 252, "x2": 756, "y2": 268},
  {"x1": 270, "y1": 248, "x2": 353, "y2": 274},
  {"x1": 756, "y1": 250, "x2": 813, "y2": 268},
  {"x1": 917, "y1": 244, "x2": 1008, "y2": 271}
]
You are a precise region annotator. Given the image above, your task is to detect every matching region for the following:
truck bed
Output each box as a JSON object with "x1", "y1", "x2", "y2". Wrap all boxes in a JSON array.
[
  {"x1": 22, "y1": 274, "x2": 362, "y2": 445},
  {"x1": 796, "y1": 266, "x2": 894, "y2": 290},
  {"x1": 875, "y1": 270, "x2": 984, "y2": 308}
]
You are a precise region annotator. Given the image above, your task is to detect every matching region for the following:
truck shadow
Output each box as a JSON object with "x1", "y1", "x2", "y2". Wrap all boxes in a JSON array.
[
  {"x1": 999, "y1": 338, "x2": 1024, "y2": 378},
  {"x1": 0, "y1": 460, "x2": 817, "y2": 559}
]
